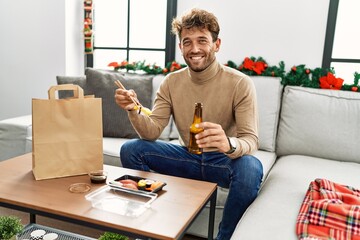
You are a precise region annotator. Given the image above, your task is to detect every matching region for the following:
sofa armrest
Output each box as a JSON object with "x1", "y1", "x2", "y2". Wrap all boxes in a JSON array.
[{"x1": 0, "y1": 115, "x2": 32, "y2": 161}]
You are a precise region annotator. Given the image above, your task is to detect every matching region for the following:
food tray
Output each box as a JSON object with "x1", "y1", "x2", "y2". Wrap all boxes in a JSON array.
[
  {"x1": 85, "y1": 185, "x2": 157, "y2": 217},
  {"x1": 109, "y1": 174, "x2": 167, "y2": 193}
]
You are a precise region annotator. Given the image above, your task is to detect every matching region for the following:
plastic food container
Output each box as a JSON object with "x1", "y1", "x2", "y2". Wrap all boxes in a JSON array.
[{"x1": 85, "y1": 185, "x2": 157, "y2": 217}]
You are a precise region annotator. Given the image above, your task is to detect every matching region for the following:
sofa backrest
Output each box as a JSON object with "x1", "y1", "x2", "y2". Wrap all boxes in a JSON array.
[
  {"x1": 151, "y1": 75, "x2": 166, "y2": 103},
  {"x1": 276, "y1": 86, "x2": 360, "y2": 163},
  {"x1": 56, "y1": 71, "x2": 284, "y2": 151},
  {"x1": 251, "y1": 76, "x2": 283, "y2": 152},
  {"x1": 151, "y1": 74, "x2": 172, "y2": 140}
]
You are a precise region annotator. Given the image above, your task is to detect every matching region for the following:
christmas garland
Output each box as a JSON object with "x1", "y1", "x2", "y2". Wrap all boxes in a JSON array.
[
  {"x1": 108, "y1": 57, "x2": 360, "y2": 92},
  {"x1": 108, "y1": 60, "x2": 186, "y2": 75}
]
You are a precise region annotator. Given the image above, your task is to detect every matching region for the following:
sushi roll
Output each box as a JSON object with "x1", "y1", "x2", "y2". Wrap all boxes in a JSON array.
[{"x1": 137, "y1": 179, "x2": 147, "y2": 190}]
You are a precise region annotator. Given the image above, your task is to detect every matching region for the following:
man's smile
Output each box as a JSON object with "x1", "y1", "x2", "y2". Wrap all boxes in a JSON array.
[{"x1": 190, "y1": 56, "x2": 204, "y2": 62}]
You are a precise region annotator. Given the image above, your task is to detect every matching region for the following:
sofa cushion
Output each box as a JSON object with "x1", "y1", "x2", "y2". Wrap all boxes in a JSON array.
[
  {"x1": 102, "y1": 137, "x2": 129, "y2": 166},
  {"x1": 85, "y1": 68, "x2": 153, "y2": 138},
  {"x1": 277, "y1": 86, "x2": 360, "y2": 163},
  {"x1": 0, "y1": 115, "x2": 33, "y2": 161},
  {"x1": 232, "y1": 155, "x2": 360, "y2": 240},
  {"x1": 251, "y1": 76, "x2": 283, "y2": 152},
  {"x1": 151, "y1": 74, "x2": 172, "y2": 140},
  {"x1": 169, "y1": 118, "x2": 179, "y2": 140},
  {"x1": 56, "y1": 76, "x2": 86, "y2": 98}
]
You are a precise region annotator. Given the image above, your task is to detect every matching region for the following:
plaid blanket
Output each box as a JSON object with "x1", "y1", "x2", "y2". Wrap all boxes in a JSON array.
[{"x1": 296, "y1": 178, "x2": 360, "y2": 240}]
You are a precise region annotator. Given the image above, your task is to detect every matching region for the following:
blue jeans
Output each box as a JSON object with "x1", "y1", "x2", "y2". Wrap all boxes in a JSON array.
[{"x1": 120, "y1": 139, "x2": 263, "y2": 240}]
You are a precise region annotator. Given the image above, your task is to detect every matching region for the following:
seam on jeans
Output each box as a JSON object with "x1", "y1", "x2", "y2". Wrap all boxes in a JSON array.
[
  {"x1": 139, "y1": 152, "x2": 200, "y2": 164},
  {"x1": 204, "y1": 162, "x2": 232, "y2": 171}
]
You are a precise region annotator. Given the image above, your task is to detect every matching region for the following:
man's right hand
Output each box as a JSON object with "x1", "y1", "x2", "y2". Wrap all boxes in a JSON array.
[{"x1": 114, "y1": 88, "x2": 138, "y2": 111}]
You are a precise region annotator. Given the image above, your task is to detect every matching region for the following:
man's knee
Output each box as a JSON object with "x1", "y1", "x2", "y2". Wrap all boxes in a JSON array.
[
  {"x1": 234, "y1": 155, "x2": 263, "y2": 181},
  {"x1": 243, "y1": 155, "x2": 262, "y2": 170},
  {"x1": 121, "y1": 138, "x2": 140, "y2": 154},
  {"x1": 120, "y1": 139, "x2": 143, "y2": 167}
]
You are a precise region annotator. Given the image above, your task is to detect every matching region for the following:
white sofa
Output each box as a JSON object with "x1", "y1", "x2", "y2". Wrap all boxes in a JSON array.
[
  {"x1": 231, "y1": 86, "x2": 360, "y2": 239},
  {"x1": 1, "y1": 70, "x2": 359, "y2": 239}
]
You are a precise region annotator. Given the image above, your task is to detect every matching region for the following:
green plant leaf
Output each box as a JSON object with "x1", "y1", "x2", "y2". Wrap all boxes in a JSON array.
[
  {"x1": 0, "y1": 216, "x2": 23, "y2": 239},
  {"x1": 98, "y1": 232, "x2": 129, "y2": 240}
]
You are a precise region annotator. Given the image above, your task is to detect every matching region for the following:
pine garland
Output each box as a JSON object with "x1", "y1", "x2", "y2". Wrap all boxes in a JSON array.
[{"x1": 108, "y1": 57, "x2": 360, "y2": 92}]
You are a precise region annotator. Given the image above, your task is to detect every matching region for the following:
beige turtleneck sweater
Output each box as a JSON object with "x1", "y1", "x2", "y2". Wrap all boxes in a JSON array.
[{"x1": 128, "y1": 60, "x2": 259, "y2": 158}]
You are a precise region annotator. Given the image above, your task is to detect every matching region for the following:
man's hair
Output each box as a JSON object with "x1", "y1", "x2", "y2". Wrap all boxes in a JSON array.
[{"x1": 171, "y1": 8, "x2": 220, "y2": 42}]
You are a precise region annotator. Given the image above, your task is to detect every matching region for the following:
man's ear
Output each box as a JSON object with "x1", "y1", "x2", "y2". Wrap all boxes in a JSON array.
[
  {"x1": 214, "y1": 38, "x2": 221, "y2": 52},
  {"x1": 178, "y1": 42, "x2": 184, "y2": 55}
]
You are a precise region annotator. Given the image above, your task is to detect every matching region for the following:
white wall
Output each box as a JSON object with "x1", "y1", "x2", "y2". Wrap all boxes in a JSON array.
[
  {"x1": 65, "y1": 0, "x2": 85, "y2": 76},
  {"x1": 0, "y1": 0, "x2": 83, "y2": 120},
  {"x1": 177, "y1": 0, "x2": 330, "y2": 70},
  {"x1": 0, "y1": 0, "x2": 329, "y2": 120}
]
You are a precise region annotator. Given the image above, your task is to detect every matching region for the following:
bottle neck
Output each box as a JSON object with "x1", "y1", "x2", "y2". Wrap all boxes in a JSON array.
[{"x1": 193, "y1": 103, "x2": 203, "y2": 123}]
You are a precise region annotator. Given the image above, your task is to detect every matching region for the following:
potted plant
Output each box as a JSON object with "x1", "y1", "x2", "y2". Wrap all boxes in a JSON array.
[
  {"x1": 98, "y1": 232, "x2": 129, "y2": 240},
  {"x1": 0, "y1": 215, "x2": 23, "y2": 240}
]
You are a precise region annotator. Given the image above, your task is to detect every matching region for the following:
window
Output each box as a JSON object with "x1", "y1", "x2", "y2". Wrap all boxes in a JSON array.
[
  {"x1": 87, "y1": 0, "x2": 177, "y2": 69},
  {"x1": 322, "y1": 0, "x2": 360, "y2": 84}
]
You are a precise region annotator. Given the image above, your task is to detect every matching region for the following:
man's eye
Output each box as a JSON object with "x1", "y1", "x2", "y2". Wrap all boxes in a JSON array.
[{"x1": 183, "y1": 41, "x2": 191, "y2": 46}]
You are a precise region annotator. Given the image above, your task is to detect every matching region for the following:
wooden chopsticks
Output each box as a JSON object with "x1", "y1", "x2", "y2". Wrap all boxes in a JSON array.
[
  {"x1": 114, "y1": 80, "x2": 152, "y2": 116},
  {"x1": 114, "y1": 80, "x2": 140, "y2": 107}
]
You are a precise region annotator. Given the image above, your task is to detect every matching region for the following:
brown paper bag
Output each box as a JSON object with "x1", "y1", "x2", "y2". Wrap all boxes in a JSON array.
[{"x1": 32, "y1": 84, "x2": 103, "y2": 180}]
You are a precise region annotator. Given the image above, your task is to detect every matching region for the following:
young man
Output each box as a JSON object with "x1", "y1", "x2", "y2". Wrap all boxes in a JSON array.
[{"x1": 115, "y1": 8, "x2": 263, "y2": 240}]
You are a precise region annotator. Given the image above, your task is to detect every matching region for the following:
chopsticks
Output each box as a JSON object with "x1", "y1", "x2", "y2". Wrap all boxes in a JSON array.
[
  {"x1": 114, "y1": 80, "x2": 140, "y2": 107},
  {"x1": 114, "y1": 80, "x2": 152, "y2": 116}
]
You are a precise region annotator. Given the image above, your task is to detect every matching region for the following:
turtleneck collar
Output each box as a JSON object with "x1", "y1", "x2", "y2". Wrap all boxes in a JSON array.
[{"x1": 187, "y1": 59, "x2": 221, "y2": 85}]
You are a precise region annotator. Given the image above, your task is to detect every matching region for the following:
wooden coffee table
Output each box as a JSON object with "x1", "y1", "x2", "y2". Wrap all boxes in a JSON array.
[{"x1": 0, "y1": 154, "x2": 217, "y2": 240}]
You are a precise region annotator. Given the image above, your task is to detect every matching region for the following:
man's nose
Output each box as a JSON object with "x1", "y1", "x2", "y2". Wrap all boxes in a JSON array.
[{"x1": 190, "y1": 43, "x2": 201, "y2": 53}]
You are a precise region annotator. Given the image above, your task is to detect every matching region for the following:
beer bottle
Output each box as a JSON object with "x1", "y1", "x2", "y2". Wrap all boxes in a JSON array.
[{"x1": 188, "y1": 103, "x2": 204, "y2": 154}]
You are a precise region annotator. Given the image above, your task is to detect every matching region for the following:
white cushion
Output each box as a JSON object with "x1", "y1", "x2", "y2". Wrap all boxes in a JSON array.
[
  {"x1": 102, "y1": 137, "x2": 129, "y2": 166},
  {"x1": 232, "y1": 155, "x2": 360, "y2": 240},
  {"x1": 277, "y1": 86, "x2": 360, "y2": 163},
  {"x1": 151, "y1": 75, "x2": 165, "y2": 102},
  {"x1": 0, "y1": 115, "x2": 32, "y2": 161},
  {"x1": 253, "y1": 150, "x2": 277, "y2": 182},
  {"x1": 152, "y1": 74, "x2": 172, "y2": 140},
  {"x1": 252, "y1": 76, "x2": 283, "y2": 152}
]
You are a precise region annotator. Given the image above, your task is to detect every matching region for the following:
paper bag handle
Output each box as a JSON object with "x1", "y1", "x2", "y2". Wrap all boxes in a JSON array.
[{"x1": 48, "y1": 84, "x2": 84, "y2": 99}]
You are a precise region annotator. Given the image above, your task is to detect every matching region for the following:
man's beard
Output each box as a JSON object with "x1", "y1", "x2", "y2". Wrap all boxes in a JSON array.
[{"x1": 185, "y1": 54, "x2": 215, "y2": 72}]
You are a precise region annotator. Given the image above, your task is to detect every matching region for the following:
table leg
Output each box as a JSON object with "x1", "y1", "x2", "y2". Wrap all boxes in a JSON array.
[
  {"x1": 208, "y1": 188, "x2": 217, "y2": 240},
  {"x1": 30, "y1": 213, "x2": 36, "y2": 223}
]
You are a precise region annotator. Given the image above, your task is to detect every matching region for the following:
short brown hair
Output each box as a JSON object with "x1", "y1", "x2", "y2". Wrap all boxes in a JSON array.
[{"x1": 171, "y1": 8, "x2": 220, "y2": 42}]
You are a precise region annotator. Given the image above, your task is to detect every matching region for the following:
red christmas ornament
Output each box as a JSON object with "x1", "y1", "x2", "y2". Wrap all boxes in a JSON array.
[
  {"x1": 319, "y1": 72, "x2": 344, "y2": 90},
  {"x1": 351, "y1": 86, "x2": 358, "y2": 92}
]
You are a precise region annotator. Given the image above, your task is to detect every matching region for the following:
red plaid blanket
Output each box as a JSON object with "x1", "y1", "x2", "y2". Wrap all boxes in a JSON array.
[{"x1": 296, "y1": 178, "x2": 360, "y2": 240}]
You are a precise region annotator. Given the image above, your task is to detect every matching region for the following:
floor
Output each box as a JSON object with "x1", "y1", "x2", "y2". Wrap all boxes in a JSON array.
[{"x1": 0, "y1": 207, "x2": 205, "y2": 240}]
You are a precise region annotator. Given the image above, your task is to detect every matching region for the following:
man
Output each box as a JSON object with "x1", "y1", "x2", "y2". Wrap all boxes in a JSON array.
[{"x1": 115, "y1": 8, "x2": 263, "y2": 240}]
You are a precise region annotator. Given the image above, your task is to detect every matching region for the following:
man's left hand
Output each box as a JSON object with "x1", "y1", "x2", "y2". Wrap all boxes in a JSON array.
[{"x1": 195, "y1": 122, "x2": 231, "y2": 153}]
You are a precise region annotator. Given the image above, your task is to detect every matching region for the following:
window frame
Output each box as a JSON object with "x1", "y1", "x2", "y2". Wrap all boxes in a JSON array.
[
  {"x1": 86, "y1": 0, "x2": 177, "y2": 68},
  {"x1": 322, "y1": 0, "x2": 360, "y2": 69}
]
